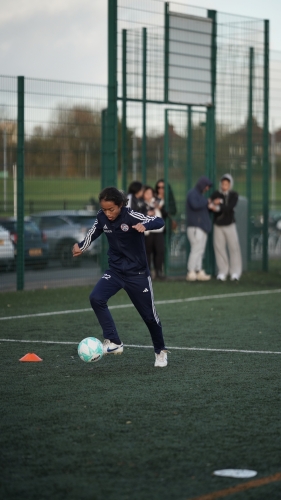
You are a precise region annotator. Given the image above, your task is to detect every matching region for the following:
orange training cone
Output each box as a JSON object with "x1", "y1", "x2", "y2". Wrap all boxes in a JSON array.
[{"x1": 19, "y1": 353, "x2": 43, "y2": 362}]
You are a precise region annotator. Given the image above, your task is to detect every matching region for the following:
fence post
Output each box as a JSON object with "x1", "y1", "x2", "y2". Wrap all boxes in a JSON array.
[
  {"x1": 164, "y1": 109, "x2": 170, "y2": 275},
  {"x1": 247, "y1": 47, "x2": 254, "y2": 264},
  {"x1": 187, "y1": 105, "x2": 192, "y2": 192},
  {"x1": 142, "y1": 27, "x2": 147, "y2": 185},
  {"x1": 164, "y1": 2, "x2": 169, "y2": 103},
  {"x1": 106, "y1": 0, "x2": 118, "y2": 188},
  {"x1": 205, "y1": 10, "x2": 217, "y2": 276},
  {"x1": 17, "y1": 76, "x2": 25, "y2": 291},
  {"x1": 100, "y1": 109, "x2": 109, "y2": 271},
  {"x1": 262, "y1": 20, "x2": 269, "y2": 272},
  {"x1": 122, "y1": 29, "x2": 127, "y2": 192}
]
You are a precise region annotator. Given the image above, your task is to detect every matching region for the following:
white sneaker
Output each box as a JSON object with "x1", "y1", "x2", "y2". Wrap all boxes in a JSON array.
[
  {"x1": 197, "y1": 270, "x2": 211, "y2": 281},
  {"x1": 103, "y1": 339, "x2": 124, "y2": 355},
  {"x1": 217, "y1": 274, "x2": 227, "y2": 281},
  {"x1": 154, "y1": 350, "x2": 168, "y2": 367},
  {"x1": 230, "y1": 274, "x2": 240, "y2": 281},
  {"x1": 186, "y1": 271, "x2": 197, "y2": 281}
]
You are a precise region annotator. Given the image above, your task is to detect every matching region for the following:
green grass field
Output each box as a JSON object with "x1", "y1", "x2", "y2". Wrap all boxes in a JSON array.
[
  {"x1": 1, "y1": 272, "x2": 281, "y2": 500},
  {"x1": 1, "y1": 177, "x2": 281, "y2": 216}
]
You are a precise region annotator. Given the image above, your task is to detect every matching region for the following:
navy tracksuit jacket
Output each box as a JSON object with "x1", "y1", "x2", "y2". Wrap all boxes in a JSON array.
[{"x1": 78, "y1": 207, "x2": 166, "y2": 352}]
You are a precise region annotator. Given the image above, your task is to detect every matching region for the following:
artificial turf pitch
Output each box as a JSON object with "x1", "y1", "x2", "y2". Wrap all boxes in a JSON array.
[{"x1": 1, "y1": 271, "x2": 281, "y2": 500}]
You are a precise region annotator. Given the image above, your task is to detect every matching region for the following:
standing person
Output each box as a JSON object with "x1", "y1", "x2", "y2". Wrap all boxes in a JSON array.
[
  {"x1": 155, "y1": 179, "x2": 177, "y2": 277},
  {"x1": 209, "y1": 174, "x2": 242, "y2": 281},
  {"x1": 155, "y1": 179, "x2": 177, "y2": 223},
  {"x1": 72, "y1": 187, "x2": 168, "y2": 367},
  {"x1": 127, "y1": 181, "x2": 146, "y2": 214},
  {"x1": 143, "y1": 186, "x2": 165, "y2": 280},
  {"x1": 186, "y1": 176, "x2": 216, "y2": 281}
]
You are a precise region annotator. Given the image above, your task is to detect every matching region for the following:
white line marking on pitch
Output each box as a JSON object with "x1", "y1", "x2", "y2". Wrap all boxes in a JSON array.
[
  {"x1": 0, "y1": 288, "x2": 281, "y2": 321},
  {"x1": 0, "y1": 339, "x2": 280, "y2": 355}
]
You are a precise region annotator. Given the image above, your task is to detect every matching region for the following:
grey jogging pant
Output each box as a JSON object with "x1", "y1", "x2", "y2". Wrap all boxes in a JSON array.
[
  {"x1": 213, "y1": 223, "x2": 242, "y2": 278},
  {"x1": 187, "y1": 227, "x2": 208, "y2": 272}
]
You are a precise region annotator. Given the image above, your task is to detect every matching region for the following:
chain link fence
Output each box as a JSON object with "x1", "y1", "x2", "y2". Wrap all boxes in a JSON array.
[{"x1": 0, "y1": 1, "x2": 280, "y2": 290}]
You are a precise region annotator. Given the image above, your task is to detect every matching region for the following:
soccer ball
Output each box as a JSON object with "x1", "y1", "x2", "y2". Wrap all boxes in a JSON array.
[{"x1": 77, "y1": 337, "x2": 104, "y2": 363}]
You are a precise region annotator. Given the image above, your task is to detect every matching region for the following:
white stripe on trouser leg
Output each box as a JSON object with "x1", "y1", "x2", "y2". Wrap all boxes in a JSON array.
[{"x1": 148, "y1": 276, "x2": 160, "y2": 324}]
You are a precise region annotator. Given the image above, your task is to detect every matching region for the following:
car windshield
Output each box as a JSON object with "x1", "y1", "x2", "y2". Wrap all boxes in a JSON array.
[
  {"x1": 24, "y1": 221, "x2": 41, "y2": 235},
  {"x1": 0, "y1": 220, "x2": 41, "y2": 235}
]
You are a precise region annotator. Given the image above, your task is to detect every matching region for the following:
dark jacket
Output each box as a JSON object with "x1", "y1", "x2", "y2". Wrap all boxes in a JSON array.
[
  {"x1": 186, "y1": 176, "x2": 213, "y2": 233},
  {"x1": 211, "y1": 191, "x2": 238, "y2": 226},
  {"x1": 127, "y1": 194, "x2": 147, "y2": 215},
  {"x1": 78, "y1": 207, "x2": 164, "y2": 276},
  {"x1": 211, "y1": 174, "x2": 238, "y2": 226}
]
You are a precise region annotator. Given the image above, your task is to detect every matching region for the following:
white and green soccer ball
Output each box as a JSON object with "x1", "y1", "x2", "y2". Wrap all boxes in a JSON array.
[{"x1": 78, "y1": 337, "x2": 104, "y2": 363}]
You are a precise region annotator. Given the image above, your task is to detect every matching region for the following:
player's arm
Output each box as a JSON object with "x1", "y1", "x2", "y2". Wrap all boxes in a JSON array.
[
  {"x1": 129, "y1": 211, "x2": 165, "y2": 232},
  {"x1": 129, "y1": 210, "x2": 164, "y2": 232},
  {"x1": 72, "y1": 217, "x2": 103, "y2": 257}
]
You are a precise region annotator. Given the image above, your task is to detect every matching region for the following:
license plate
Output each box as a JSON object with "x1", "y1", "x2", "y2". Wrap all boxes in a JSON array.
[
  {"x1": 29, "y1": 248, "x2": 42, "y2": 256},
  {"x1": 0, "y1": 239, "x2": 4, "y2": 245}
]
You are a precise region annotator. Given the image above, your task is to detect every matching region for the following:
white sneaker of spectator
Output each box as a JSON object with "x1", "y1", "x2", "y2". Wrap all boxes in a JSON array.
[{"x1": 217, "y1": 274, "x2": 227, "y2": 281}]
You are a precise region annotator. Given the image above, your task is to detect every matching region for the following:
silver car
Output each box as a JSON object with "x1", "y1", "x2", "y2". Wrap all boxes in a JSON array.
[{"x1": 30, "y1": 210, "x2": 101, "y2": 267}]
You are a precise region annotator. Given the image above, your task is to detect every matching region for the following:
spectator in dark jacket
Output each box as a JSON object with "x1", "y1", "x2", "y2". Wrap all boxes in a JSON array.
[
  {"x1": 155, "y1": 179, "x2": 177, "y2": 238},
  {"x1": 186, "y1": 176, "x2": 217, "y2": 281},
  {"x1": 127, "y1": 181, "x2": 146, "y2": 214},
  {"x1": 209, "y1": 174, "x2": 242, "y2": 281}
]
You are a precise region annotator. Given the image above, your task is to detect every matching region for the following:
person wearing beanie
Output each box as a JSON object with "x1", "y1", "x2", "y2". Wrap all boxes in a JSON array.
[
  {"x1": 186, "y1": 176, "x2": 217, "y2": 281},
  {"x1": 209, "y1": 174, "x2": 242, "y2": 281}
]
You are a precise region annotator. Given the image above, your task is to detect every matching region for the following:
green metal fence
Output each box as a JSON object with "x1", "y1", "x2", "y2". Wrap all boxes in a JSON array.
[
  {"x1": 0, "y1": 77, "x2": 107, "y2": 291},
  {"x1": 110, "y1": 0, "x2": 270, "y2": 275},
  {"x1": 1, "y1": 1, "x2": 281, "y2": 292}
]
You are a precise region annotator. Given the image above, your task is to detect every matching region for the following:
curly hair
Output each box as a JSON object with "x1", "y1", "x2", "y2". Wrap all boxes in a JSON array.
[{"x1": 99, "y1": 187, "x2": 128, "y2": 206}]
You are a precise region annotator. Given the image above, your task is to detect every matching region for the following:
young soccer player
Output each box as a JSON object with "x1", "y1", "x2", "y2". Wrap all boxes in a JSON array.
[{"x1": 72, "y1": 187, "x2": 168, "y2": 367}]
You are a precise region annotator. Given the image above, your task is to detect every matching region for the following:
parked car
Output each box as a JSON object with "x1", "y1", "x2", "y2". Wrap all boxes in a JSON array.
[
  {"x1": 0, "y1": 224, "x2": 15, "y2": 271},
  {"x1": 0, "y1": 218, "x2": 49, "y2": 269},
  {"x1": 30, "y1": 210, "x2": 101, "y2": 267}
]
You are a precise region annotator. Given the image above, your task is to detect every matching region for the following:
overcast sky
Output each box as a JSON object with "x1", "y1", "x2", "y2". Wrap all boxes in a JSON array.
[{"x1": 0, "y1": 0, "x2": 280, "y2": 85}]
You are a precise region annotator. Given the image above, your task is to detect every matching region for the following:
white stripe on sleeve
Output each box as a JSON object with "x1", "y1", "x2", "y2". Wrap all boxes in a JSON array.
[{"x1": 80, "y1": 218, "x2": 99, "y2": 252}]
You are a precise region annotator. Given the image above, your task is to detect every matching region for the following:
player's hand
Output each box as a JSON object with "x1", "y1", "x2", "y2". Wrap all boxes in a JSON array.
[
  {"x1": 132, "y1": 223, "x2": 146, "y2": 233},
  {"x1": 72, "y1": 243, "x2": 82, "y2": 257}
]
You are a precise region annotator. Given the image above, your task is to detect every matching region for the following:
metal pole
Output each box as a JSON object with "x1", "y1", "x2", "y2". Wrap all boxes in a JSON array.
[
  {"x1": 121, "y1": 29, "x2": 127, "y2": 192},
  {"x1": 132, "y1": 133, "x2": 137, "y2": 179},
  {"x1": 187, "y1": 105, "x2": 192, "y2": 192},
  {"x1": 206, "y1": 10, "x2": 217, "y2": 276},
  {"x1": 262, "y1": 20, "x2": 269, "y2": 272},
  {"x1": 17, "y1": 76, "x2": 25, "y2": 291},
  {"x1": 3, "y1": 128, "x2": 7, "y2": 211},
  {"x1": 106, "y1": 0, "x2": 118, "y2": 188},
  {"x1": 101, "y1": 108, "x2": 107, "y2": 190},
  {"x1": 13, "y1": 164, "x2": 17, "y2": 217},
  {"x1": 142, "y1": 27, "x2": 147, "y2": 185},
  {"x1": 208, "y1": 9, "x2": 217, "y2": 184},
  {"x1": 271, "y1": 120, "x2": 276, "y2": 210},
  {"x1": 100, "y1": 108, "x2": 109, "y2": 271},
  {"x1": 164, "y1": 2, "x2": 169, "y2": 103},
  {"x1": 247, "y1": 47, "x2": 254, "y2": 264},
  {"x1": 164, "y1": 109, "x2": 169, "y2": 275}
]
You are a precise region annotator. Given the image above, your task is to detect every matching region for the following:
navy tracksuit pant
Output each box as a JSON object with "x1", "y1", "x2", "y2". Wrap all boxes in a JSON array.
[{"x1": 89, "y1": 269, "x2": 165, "y2": 353}]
